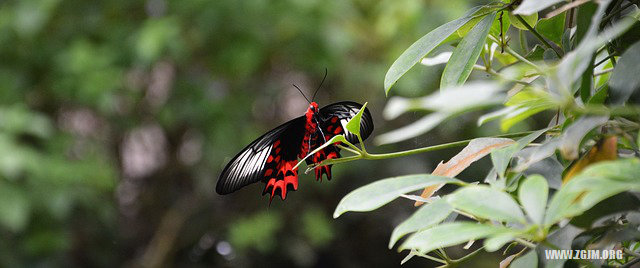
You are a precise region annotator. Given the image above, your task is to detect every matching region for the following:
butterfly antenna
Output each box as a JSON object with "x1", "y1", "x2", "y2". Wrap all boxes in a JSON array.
[
  {"x1": 311, "y1": 68, "x2": 327, "y2": 101},
  {"x1": 292, "y1": 84, "x2": 311, "y2": 104}
]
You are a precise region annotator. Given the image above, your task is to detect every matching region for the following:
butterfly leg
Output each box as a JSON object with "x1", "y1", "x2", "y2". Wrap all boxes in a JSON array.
[{"x1": 311, "y1": 146, "x2": 340, "y2": 181}]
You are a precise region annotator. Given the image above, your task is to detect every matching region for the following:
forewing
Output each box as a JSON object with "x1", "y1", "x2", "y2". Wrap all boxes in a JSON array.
[{"x1": 216, "y1": 117, "x2": 305, "y2": 195}]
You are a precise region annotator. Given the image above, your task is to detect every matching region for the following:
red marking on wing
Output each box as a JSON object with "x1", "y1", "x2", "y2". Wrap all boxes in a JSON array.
[
  {"x1": 311, "y1": 149, "x2": 339, "y2": 181},
  {"x1": 263, "y1": 160, "x2": 299, "y2": 202}
]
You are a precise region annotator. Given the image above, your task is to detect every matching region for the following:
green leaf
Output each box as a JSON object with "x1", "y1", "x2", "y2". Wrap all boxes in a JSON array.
[
  {"x1": 457, "y1": 7, "x2": 495, "y2": 37},
  {"x1": 388, "y1": 199, "x2": 453, "y2": 249},
  {"x1": 377, "y1": 82, "x2": 504, "y2": 144},
  {"x1": 447, "y1": 185, "x2": 527, "y2": 223},
  {"x1": 375, "y1": 112, "x2": 448, "y2": 145},
  {"x1": 525, "y1": 44, "x2": 546, "y2": 61},
  {"x1": 510, "y1": 250, "x2": 538, "y2": 268},
  {"x1": 518, "y1": 175, "x2": 548, "y2": 225},
  {"x1": 491, "y1": 128, "x2": 548, "y2": 180},
  {"x1": 509, "y1": 12, "x2": 538, "y2": 30},
  {"x1": 400, "y1": 222, "x2": 509, "y2": 253},
  {"x1": 441, "y1": 12, "x2": 496, "y2": 90},
  {"x1": 544, "y1": 159, "x2": 640, "y2": 226},
  {"x1": 609, "y1": 40, "x2": 640, "y2": 104},
  {"x1": 333, "y1": 175, "x2": 463, "y2": 218},
  {"x1": 513, "y1": 0, "x2": 564, "y2": 15},
  {"x1": 536, "y1": 13, "x2": 566, "y2": 45},
  {"x1": 500, "y1": 97, "x2": 557, "y2": 132},
  {"x1": 558, "y1": 115, "x2": 609, "y2": 160},
  {"x1": 384, "y1": 8, "x2": 480, "y2": 94},
  {"x1": 484, "y1": 232, "x2": 519, "y2": 252},
  {"x1": 554, "y1": 1, "x2": 636, "y2": 94},
  {"x1": 345, "y1": 102, "x2": 367, "y2": 137},
  {"x1": 574, "y1": 1, "x2": 598, "y2": 46},
  {"x1": 500, "y1": 89, "x2": 558, "y2": 131}
]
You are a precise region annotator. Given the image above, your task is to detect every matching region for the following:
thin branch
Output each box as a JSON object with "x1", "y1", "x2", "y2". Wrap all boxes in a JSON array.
[
  {"x1": 413, "y1": 251, "x2": 448, "y2": 264},
  {"x1": 309, "y1": 130, "x2": 545, "y2": 169},
  {"x1": 514, "y1": 14, "x2": 564, "y2": 58},
  {"x1": 515, "y1": 238, "x2": 537, "y2": 249},
  {"x1": 488, "y1": 34, "x2": 543, "y2": 72},
  {"x1": 594, "y1": 53, "x2": 618, "y2": 67}
]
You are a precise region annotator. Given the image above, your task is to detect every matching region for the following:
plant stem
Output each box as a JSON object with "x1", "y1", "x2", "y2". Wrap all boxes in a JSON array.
[
  {"x1": 501, "y1": 40, "x2": 544, "y2": 72},
  {"x1": 450, "y1": 246, "x2": 485, "y2": 264},
  {"x1": 601, "y1": 2, "x2": 635, "y2": 27},
  {"x1": 594, "y1": 53, "x2": 617, "y2": 67},
  {"x1": 515, "y1": 238, "x2": 537, "y2": 249},
  {"x1": 485, "y1": 67, "x2": 532, "y2": 85},
  {"x1": 514, "y1": 14, "x2": 563, "y2": 58},
  {"x1": 311, "y1": 130, "x2": 542, "y2": 168},
  {"x1": 414, "y1": 252, "x2": 448, "y2": 264}
]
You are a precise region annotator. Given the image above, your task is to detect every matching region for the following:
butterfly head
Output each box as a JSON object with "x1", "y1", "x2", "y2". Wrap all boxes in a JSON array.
[{"x1": 305, "y1": 102, "x2": 319, "y2": 131}]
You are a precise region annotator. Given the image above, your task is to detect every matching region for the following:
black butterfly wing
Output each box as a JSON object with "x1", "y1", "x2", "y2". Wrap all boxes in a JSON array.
[
  {"x1": 318, "y1": 101, "x2": 374, "y2": 144},
  {"x1": 306, "y1": 101, "x2": 374, "y2": 180},
  {"x1": 216, "y1": 117, "x2": 306, "y2": 195}
]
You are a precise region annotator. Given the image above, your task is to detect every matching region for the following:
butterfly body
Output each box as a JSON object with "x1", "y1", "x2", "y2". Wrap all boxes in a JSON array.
[{"x1": 217, "y1": 101, "x2": 373, "y2": 202}]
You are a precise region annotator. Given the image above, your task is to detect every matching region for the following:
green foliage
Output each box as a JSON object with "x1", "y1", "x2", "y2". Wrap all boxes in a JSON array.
[
  {"x1": 333, "y1": 174, "x2": 463, "y2": 218},
  {"x1": 315, "y1": 0, "x2": 640, "y2": 266},
  {"x1": 3, "y1": 0, "x2": 480, "y2": 266},
  {"x1": 228, "y1": 211, "x2": 282, "y2": 253},
  {"x1": 441, "y1": 12, "x2": 496, "y2": 89}
]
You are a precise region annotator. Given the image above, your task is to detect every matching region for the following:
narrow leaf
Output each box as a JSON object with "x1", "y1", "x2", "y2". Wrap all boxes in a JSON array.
[
  {"x1": 485, "y1": 232, "x2": 519, "y2": 252},
  {"x1": 415, "y1": 137, "x2": 514, "y2": 206},
  {"x1": 491, "y1": 128, "x2": 548, "y2": 180},
  {"x1": 333, "y1": 175, "x2": 463, "y2": 218},
  {"x1": 441, "y1": 12, "x2": 497, "y2": 89},
  {"x1": 375, "y1": 112, "x2": 448, "y2": 145},
  {"x1": 609, "y1": 40, "x2": 640, "y2": 104},
  {"x1": 447, "y1": 185, "x2": 527, "y2": 223},
  {"x1": 345, "y1": 102, "x2": 367, "y2": 137},
  {"x1": 384, "y1": 7, "x2": 481, "y2": 94},
  {"x1": 389, "y1": 199, "x2": 452, "y2": 248},
  {"x1": 519, "y1": 175, "x2": 549, "y2": 225},
  {"x1": 400, "y1": 222, "x2": 509, "y2": 253},
  {"x1": 544, "y1": 159, "x2": 640, "y2": 226},
  {"x1": 559, "y1": 115, "x2": 609, "y2": 160},
  {"x1": 554, "y1": 0, "x2": 636, "y2": 94}
]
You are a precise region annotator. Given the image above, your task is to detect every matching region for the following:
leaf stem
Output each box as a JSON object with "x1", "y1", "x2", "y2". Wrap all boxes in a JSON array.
[
  {"x1": 450, "y1": 246, "x2": 485, "y2": 264},
  {"x1": 489, "y1": 35, "x2": 543, "y2": 72},
  {"x1": 414, "y1": 251, "x2": 448, "y2": 264},
  {"x1": 515, "y1": 238, "x2": 537, "y2": 249}
]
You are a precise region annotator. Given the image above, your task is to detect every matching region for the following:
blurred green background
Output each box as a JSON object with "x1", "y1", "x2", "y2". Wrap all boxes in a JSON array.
[{"x1": 0, "y1": 0, "x2": 505, "y2": 266}]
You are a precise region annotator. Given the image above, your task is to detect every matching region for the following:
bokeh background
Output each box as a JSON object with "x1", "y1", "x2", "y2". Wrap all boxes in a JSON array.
[{"x1": 0, "y1": 0, "x2": 507, "y2": 267}]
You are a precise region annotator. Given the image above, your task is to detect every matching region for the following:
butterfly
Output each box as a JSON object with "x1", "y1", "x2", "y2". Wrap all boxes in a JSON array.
[{"x1": 216, "y1": 100, "x2": 374, "y2": 203}]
